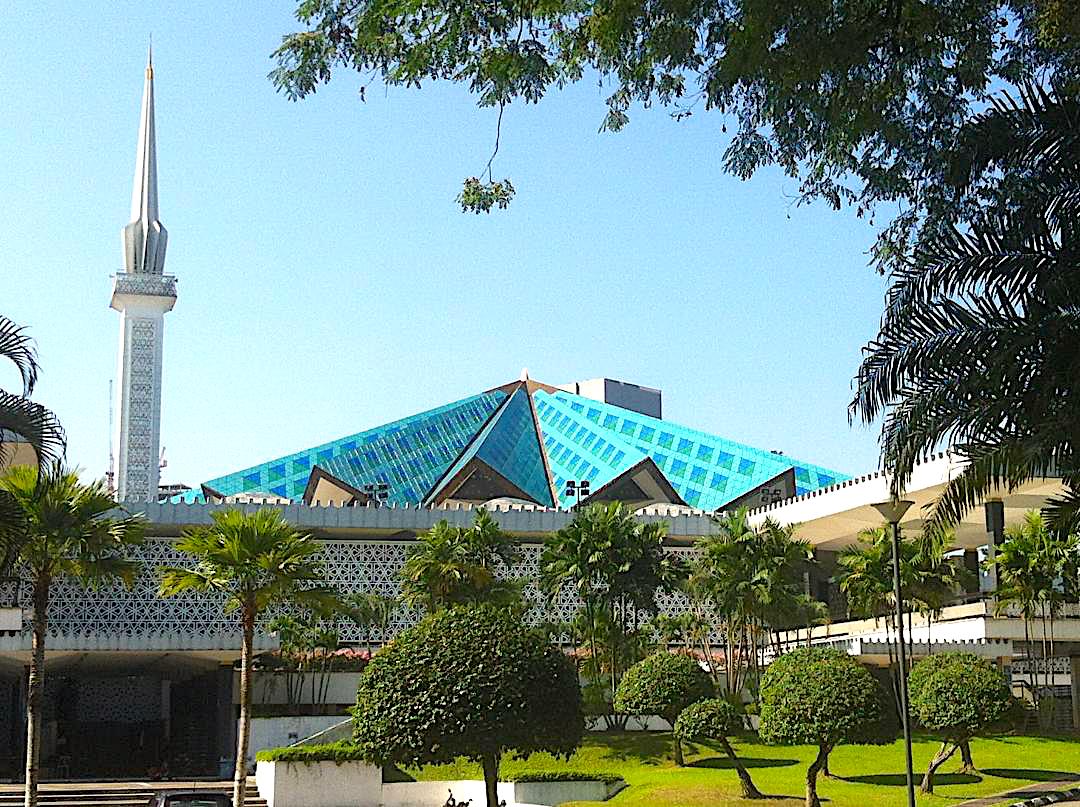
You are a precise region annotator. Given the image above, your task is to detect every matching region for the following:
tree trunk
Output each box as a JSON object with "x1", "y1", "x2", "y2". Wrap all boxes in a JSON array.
[
  {"x1": 233, "y1": 606, "x2": 255, "y2": 807},
  {"x1": 720, "y1": 737, "x2": 762, "y2": 799},
  {"x1": 920, "y1": 741, "x2": 958, "y2": 794},
  {"x1": 24, "y1": 577, "x2": 49, "y2": 807},
  {"x1": 805, "y1": 744, "x2": 830, "y2": 807},
  {"x1": 673, "y1": 734, "x2": 685, "y2": 767},
  {"x1": 481, "y1": 752, "x2": 500, "y2": 807},
  {"x1": 821, "y1": 747, "x2": 833, "y2": 778},
  {"x1": 958, "y1": 740, "x2": 976, "y2": 774}
]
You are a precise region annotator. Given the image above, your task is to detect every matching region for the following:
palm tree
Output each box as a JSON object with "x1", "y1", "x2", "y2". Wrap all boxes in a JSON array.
[
  {"x1": 992, "y1": 510, "x2": 1078, "y2": 721},
  {"x1": 342, "y1": 591, "x2": 398, "y2": 654},
  {"x1": 851, "y1": 86, "x2": 1080, "y2": 534},
  {"x1": 540, "y1": 502, "x2": 680, "y2": 727},
  {"x1": 159, "y1": 509, "x2": 335, "y2": 807},
  {"x1": 691, "y1": 511, "x2": 819, "y2": 698},
  {"x1": 0, "y1": 316, "x2": 65, "y2": 577},
  {"x1": 0, "y1": 463, "x2": 143, "y2": 807},
  {"x1": 400, "y1": 509, "x2": 519, "y2": 612}
]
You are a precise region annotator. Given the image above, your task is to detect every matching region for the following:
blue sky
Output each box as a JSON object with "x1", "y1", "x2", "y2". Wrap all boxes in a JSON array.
[{"x1": 1, "y1": 2, "x2": 889, "y2": 490}]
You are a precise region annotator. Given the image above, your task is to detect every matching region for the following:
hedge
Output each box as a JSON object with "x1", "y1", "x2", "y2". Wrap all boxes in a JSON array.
[
  {"x1": 506, "y1": 770, "x2": 623, "y2": 784},
  {"x1": 255, "y1": 741, "x2": 367, "y2": 764}
]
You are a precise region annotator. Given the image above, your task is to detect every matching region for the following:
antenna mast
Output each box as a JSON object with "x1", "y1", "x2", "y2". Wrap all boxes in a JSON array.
[{"x1": 106, "y1": 379, "x2": 115, "y2": 494}]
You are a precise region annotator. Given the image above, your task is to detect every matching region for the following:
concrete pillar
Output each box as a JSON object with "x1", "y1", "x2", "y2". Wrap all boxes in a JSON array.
[
  {"x1": 963, "y1": 549, "x2": 981, "y2": 595},
  {"x1": 983, "y1": 499, "x2": 1005, "y2": 594},
  {"x1": 215, "y1": 665, "x2": 237, "y2": 775},
  {"x1": 1071, "y1": 657, "x2": 1080, "y2": 732}
]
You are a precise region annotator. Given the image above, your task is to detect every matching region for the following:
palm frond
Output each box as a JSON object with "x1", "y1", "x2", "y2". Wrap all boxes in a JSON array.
[
  {"x1": 0, "y1": 316, "x2": 40, "y2": 395},
  {"x1": 0, "y1": 392, "x2": 65, "y2": 470}
]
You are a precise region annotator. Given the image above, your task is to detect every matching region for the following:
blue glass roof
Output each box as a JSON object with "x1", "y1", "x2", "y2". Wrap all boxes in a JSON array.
[
  {"x1": 534, "y1": 389, "x2": 844, "y2": 509},
  {"x1": 426, "y1": 387, "x2": 554, "y2": 507},
  {"x1": 200, "y1": 391, "x2": 506, "y2": 504},
  {"x1": 194, "y1": 381, "x2": 848, "y2": 510}
]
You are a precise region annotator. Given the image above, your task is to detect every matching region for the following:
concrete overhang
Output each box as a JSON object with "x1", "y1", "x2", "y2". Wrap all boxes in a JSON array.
[{"x1": 747, "y1": 452, "x2": 1065, "y2": 551}]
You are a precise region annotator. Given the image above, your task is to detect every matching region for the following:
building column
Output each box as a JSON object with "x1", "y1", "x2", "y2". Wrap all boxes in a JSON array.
[
  {"x1": 1071, "y1": 658, "x2": 1080, "y2": 732},
  {"x1": 215, "y1": 665, "x2": 237, "y2": 777},
  {"x1": 982, "y1": 499, "x2": 1005, "y2": 594},
  {"x1": 962, "y1": 549, "x2": 981, "y2": 596}
]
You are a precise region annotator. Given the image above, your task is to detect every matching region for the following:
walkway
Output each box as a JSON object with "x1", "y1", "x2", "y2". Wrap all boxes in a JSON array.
[{"x1": 957, "y1": 780, "x2": 1080, "y2": 807}]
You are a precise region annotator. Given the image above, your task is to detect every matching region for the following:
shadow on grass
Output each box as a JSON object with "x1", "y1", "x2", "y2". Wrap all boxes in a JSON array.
[
  {"x1": 982, "y1": 768, "x2": 1080, "y2": 782},
  {"x1": 690, "y1": 757, "x2": 799, "y2": 770},
  {"x1": 587, "y1": 731, "x2": 677, "y2": 765},
  {"x1": 843, "y1": 773, "x2": 981, "y2": 786}
]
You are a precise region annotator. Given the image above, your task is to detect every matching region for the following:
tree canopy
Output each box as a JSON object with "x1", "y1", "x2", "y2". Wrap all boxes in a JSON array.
[
  {"x1": 274, "y1": 0, "x2": 1078, "y2": 257},
  {"x1": 614, "y1": 650, "x2": 712, "y2": 765},
  {"x1": 760, "y1": 647, "x2": 892, "y2": 807},
  {"x1": 851, "y1": 85, "x2": 1080, "y2": 528},
  {"x1": 353, "y1": 604, "x2": 583, "y2": 807},
  {"x1": 908, "y1": 652, "x2": 1015, "y2": 792},
  {"x1": 401, "y1": 509, "x2": 520, "y2": 611}
]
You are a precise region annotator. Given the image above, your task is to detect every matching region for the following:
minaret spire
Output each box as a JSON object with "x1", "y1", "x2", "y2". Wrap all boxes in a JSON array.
[
  {"x1": 122, "y1": 41, "x2": 167, "y2": 274},
  {"x1": 110, "y1": 49, "x2": 176, "y2": 502}
]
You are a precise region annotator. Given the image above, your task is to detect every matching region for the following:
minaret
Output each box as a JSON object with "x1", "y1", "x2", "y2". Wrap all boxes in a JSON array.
[{"x1": 110, "y1": 46, "x2": 176, "y2": 502}]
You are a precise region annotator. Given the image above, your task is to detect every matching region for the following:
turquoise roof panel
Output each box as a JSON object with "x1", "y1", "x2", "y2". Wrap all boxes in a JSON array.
[
  {"x1": 534, "y1": 392, "x2": 644, "y2": 508},
  {"x1": 427, "y1": 387, "x2": 554, "y2": 507},
  {"x1": 537, "y1": 390, "x2": 848, "y2": 509},
  {"x1": 201, "y1": 390, "x2": 506, "y2": 504}
]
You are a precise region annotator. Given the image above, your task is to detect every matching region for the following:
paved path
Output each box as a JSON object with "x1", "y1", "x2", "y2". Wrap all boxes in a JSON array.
[{"x1": 957, "y1": 780, "x2": 1080, "y2": 807}]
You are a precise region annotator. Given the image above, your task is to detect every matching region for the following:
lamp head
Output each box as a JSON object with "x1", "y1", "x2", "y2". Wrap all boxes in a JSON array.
[{"x1": 872, "y1": 498, "x2": 915, "y2": 524}]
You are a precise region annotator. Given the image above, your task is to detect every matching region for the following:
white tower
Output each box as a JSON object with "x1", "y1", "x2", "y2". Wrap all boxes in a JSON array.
[{"x1": 110, "y1": 47, "x2": 176, "y2": 502}]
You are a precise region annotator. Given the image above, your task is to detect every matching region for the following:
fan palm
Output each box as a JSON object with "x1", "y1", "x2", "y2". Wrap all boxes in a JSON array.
[
  {"x1": 851, "y1": 85, "x2": 1080, "y2": 534},
  {"x1": 159, "y1": 508, "x2": 336, "y2": 807},
  {"x1": 0, "y1": 463, "x2": 143, "y2": 807},
  {"x1": 0, "y1": 316, "x2": 65, "y2": 577},
  {"x1": 400, "y1": 509, "x2": 519, "y2": 612}
]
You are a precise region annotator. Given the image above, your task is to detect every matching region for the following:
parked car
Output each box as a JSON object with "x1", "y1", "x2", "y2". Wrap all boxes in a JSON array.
[{"x1": 146, "y1": 791, "x2": 231, "y2": 807}]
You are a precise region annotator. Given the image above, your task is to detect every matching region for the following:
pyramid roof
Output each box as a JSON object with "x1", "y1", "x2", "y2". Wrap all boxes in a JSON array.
[{"x1": 195, "y1": 379, "x2": 848, "y2": 511}]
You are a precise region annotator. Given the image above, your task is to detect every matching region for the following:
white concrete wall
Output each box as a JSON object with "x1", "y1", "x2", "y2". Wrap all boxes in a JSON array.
[
  {"x1": 256, "y1": 760, "x2": 381, "y2": 807},
  {"x1": 382, "y1": 780, "x2": 515, "y2": 807},
  {"x1": 514, "y1": 779, "x2": 617, "y2": 805},
  {"x1": 242, "y1": 671, "x2": 363, "y2": 705},
  {"x1": 246, "y1": 717, "x2": 349, "y2": 767}
]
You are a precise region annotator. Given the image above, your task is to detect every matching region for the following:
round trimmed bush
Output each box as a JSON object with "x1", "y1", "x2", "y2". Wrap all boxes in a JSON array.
[
  {"x1": 908, "y1": 652, "x2": 1015, "y2": 792},
  {"x1": 760, "y1": 647, "x2": 892, "y2": 807},
  {"x1": 675, "y1": 698, "x2": 762, "y2": 798},
  {"x1": 674, "y1": 697, "x2": 741, "y2": 741},
  {"x1": 353, "y1": 604, "x2": 584, "y2": 807},
  {"x1": 614, "y1": 651, "x2": 712, "y2": 765}
]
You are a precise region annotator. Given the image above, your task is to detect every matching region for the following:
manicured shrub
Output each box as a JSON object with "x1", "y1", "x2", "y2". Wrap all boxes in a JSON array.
[
  {"x1": 255, "y1": 741, "x2": 367, "y2": 764},
  {"x1": 352, "y1": 604, "x2": 584, "y2": 807},
  {"x1": 675, "y1": 698, "x2": 762, "y2": 798},
  {"x1": 908, "y1": 652, "x2": 1015, "y2": 793},
  {"x1": 614, "y1": 651, "x2": 712, "y2": 766},
  {"x1": 507, "y1": 770, "x2": 623, "y2": 783},
  {"x1": 759, "y1": 647, "x2": 892, "y2": 807}
]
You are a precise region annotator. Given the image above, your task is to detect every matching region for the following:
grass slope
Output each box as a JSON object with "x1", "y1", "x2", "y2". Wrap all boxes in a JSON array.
[{"x1": 407, "y1": 731, "x2": 1080, "y2": 806}]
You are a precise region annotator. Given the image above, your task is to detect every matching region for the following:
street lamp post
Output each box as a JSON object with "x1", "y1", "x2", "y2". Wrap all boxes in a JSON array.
[
  {"x1": 872, "y1": 498, "x2": 916, "y2": 807},
  {"x1": 564, "y1": 480, "x2": 590, "y2": 509}
]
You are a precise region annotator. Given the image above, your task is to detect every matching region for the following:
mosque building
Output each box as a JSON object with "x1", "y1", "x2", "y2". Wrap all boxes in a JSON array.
[{"x1": 0, "y1": 51, "x2": 1072, "y2": 783}]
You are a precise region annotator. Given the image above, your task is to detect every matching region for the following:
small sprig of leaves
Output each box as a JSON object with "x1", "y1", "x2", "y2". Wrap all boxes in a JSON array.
[{"x1": 458, "y1": 177, "x2": 516, "y2": 214}]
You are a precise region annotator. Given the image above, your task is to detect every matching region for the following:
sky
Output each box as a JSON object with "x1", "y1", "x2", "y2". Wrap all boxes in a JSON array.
[{"x1": 1, "y1": 2, "x2": 890, "y2": 490}]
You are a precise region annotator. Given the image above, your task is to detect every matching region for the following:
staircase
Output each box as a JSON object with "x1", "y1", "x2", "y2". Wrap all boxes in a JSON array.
[{"x1": 0, "y1": 781, "x2": 265, "y2": 807}]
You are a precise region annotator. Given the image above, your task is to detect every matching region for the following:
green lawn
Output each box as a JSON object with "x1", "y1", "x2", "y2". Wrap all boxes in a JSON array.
[{"x1": 406, "y1": 731, "x2": 1080, "y2": 806}]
